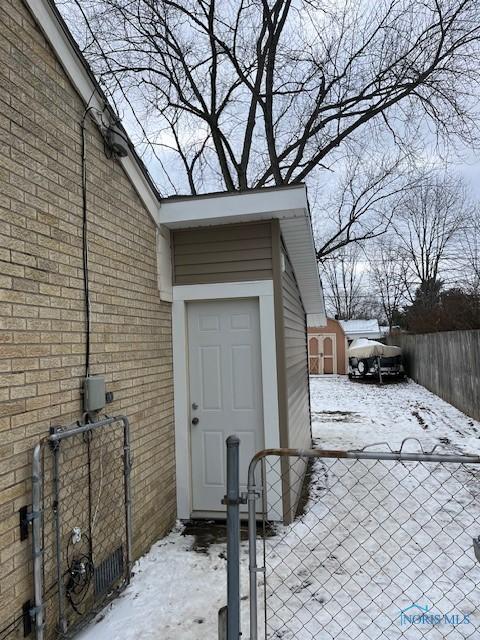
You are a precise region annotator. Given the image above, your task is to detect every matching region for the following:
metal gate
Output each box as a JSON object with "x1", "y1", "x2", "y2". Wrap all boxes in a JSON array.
[
  {"x1": 30, "y1": 416, "x2": 132, "y2": 640},
  {"x1": 222, "y1": 438, "x2": 480, "y2": 639}
]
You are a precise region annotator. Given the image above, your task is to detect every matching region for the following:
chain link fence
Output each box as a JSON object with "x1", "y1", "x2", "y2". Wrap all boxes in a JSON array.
[
  {"x1": 31, "y1": 416, "x2": 131, "y2": 640},
  {"x1": 244, "y1": 444, "x2": 480, "y2": 640}
]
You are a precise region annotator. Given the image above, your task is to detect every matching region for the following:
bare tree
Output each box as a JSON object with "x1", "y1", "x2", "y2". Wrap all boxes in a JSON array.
[
  {"x1": 322, "y1": 245, "x2": 367, "y2": 319},
  {"x1": 313, "y1": 151, "x2": 414, "y2": 259},
  {"x1": 60, "y1": 0, "x2": 480, "y2": 204},
  {"x1": 458, "y1": 206, "x2": 480, "y2": 294},
  {"x1": 392, "y1": 171, "x2": 470, "y2": 300},
  {"x1": 367, "y1": 238, "x2": 408, "y2": 332}
]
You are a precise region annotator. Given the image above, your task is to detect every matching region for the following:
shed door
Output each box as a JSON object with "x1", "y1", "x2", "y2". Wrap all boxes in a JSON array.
[
  {"x1": 308, "y1": 334, "x2": 337, "y2": 374},
  {"x1": 187, "y1": 299, "x2": 264, "y2": 513},
  {"x1": 322, "y1": 335, "x2": 336, "y2": 374}
]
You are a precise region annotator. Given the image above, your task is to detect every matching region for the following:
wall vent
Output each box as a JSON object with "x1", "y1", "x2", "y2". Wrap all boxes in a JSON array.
[{"x1": 94, "y1": 546, "x2": 124, "y2": 598}]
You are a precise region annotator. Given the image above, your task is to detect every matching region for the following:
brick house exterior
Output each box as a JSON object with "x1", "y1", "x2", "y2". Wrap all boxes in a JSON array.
[{"x1": 0, "y1": 1, "x2": 175, "y2": 633}]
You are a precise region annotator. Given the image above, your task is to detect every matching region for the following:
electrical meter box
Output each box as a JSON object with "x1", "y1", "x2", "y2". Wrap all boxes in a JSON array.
[{"x1": 83, "y1": 375, "x2": 106, "y2": 413}]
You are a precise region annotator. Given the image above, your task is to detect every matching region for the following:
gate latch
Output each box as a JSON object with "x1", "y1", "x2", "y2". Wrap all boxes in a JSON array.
[{"x1": 221, "y1": 492, "x2": 248, "y2": 506}]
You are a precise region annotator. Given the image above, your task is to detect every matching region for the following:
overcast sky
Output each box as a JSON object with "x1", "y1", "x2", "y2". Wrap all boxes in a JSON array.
[{"x1": 57, "y1": 1, "x2": 480, "y2": 204}]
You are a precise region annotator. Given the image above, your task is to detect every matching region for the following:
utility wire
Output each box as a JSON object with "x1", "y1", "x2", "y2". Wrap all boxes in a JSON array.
[
  {"x1": 70, "y1": 0, "x2": 176, "y2": 194},
  {"x1": 80, "y1": 90, "x2": 98, "y2": 379}
]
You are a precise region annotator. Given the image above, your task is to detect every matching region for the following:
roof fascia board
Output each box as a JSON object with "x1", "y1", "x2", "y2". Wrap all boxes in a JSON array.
[
  {"x1": 159, "y1": 184, "x2": 308, "y2": 227},
  {"x1": 162, "y1": 184, "x2": 325, "y2": 319},
  {"x1": 25, "y1": 0, "x2": 161, "y2": 225}
]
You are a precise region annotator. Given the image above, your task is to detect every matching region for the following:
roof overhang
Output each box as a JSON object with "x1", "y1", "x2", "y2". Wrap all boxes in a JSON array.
[{"x1": 160, "y1": 185, "x2": 326, "y2": 322}]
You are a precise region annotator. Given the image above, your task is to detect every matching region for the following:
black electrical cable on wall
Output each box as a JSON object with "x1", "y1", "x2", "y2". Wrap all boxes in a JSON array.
[{"x1": 80, "y1": 105, "x2": 94, "y2": 379}]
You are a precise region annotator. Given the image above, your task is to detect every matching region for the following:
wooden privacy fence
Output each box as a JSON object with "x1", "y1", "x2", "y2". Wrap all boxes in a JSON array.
[{"x1": 386, "y1": 330, "x2": 480, "y2": 421}]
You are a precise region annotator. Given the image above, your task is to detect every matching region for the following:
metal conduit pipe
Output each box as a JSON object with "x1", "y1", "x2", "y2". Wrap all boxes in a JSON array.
[
  {"x1": 47, "y1": 415, "x2": 126, "y2": 442},
  {"x1": 51, "y1": 433, "x2": 67, "y2": 635},
  {"x1": 30, "y1": 415, "x2": 132, "y2": 640},
  {"x1": 32, "y1": 444, "x2": 44, "y2": 640}
]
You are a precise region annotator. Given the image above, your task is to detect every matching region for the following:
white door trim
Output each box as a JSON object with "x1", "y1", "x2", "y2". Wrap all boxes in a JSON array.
[{"x1": 172, "y1": 280, "x2": 280, "y2": 519}]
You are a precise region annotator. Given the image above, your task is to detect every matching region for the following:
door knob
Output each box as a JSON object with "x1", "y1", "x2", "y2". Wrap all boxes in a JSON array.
[{"x1": 191, "y1": 417, "x2": 199, "y2": 425}]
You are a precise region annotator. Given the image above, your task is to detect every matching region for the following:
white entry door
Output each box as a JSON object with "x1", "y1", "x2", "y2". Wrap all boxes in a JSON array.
[{"x1": 187, "y1": 299, "x2": 264, "y2": 513}]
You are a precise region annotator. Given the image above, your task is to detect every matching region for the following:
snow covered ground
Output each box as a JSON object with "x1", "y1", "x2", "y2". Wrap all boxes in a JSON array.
[
  {"x1": 77, "y1": 376, "x2": 480, "y2": 640},
  {"x1": 77, "y1": 521, "x2": 249, "y2": 640},
  {"x1": 310, "y1": 375, "x2": 480, "y2": 456},
  {"x1": 267, "y1": 377, "x2": 480, "y2": 639}
]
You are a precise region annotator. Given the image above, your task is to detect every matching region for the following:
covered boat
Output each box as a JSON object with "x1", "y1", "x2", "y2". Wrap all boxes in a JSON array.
[{"x1": 348, "y1": 338, "x2": 404, "y2": 380}]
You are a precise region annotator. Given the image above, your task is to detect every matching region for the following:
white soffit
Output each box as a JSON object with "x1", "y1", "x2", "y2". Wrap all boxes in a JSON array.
[
  {"x1": 160, "y1": 185, "x2": 326, "y2": 319},
  {"x1": 279, "y1": 215, "x2": 326, "y2": 320}
]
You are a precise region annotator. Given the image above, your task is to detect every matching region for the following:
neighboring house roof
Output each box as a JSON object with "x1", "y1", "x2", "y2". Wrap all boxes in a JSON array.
[
  {"x1": 339, "y1": 319, "x2": 382, "y2": 340},
  {"x1": 26, "y1": 0, "x2": 326, "y2": 320}
]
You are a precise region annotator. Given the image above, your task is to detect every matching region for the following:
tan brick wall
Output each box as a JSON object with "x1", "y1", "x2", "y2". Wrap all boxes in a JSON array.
[{"x1": 0, "y1": 1, "x2": 175, "y2": 633}]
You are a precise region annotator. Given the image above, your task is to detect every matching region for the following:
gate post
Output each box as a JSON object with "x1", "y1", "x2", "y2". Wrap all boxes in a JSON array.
[
  {"x1": 223, "y1": 436, "x2": 241, "y2": 640},
  {"x1": 247, "y1": 459, "x2": 259, "y2": 640}
]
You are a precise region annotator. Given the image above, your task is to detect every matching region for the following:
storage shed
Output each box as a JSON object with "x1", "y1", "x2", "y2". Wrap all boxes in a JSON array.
[
  {"x1": 160, "y1": 186, "x2": 326, "y2": 522},
  {"x1": 308, "y1": 318, "x2": 348, "y2": 375}
]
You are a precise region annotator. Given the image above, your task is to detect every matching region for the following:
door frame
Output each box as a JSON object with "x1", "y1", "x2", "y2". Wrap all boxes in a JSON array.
[{"x1": 172, "y1": 280, "x2": 280, "y2": 519}]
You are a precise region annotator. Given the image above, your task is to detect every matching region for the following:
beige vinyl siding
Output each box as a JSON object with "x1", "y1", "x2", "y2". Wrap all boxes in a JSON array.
[
  {"x1": 172, "y1": 222, "x2": 273, "y2": 285},
  {"x1": 282, "y1": 252, "x2": 311, "y2": 449},
  {"x1": 281, "y1": 249, "x2": 311, "y2": 520}
]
